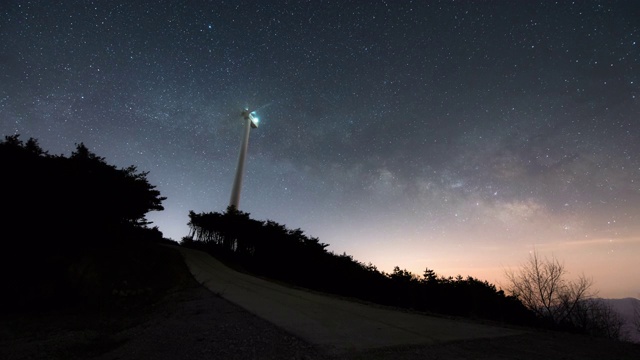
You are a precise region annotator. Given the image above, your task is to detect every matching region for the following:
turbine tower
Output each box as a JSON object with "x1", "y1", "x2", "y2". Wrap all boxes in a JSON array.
[{"x1": 229, "y1": 108, "x2": 259, "y2": 210}]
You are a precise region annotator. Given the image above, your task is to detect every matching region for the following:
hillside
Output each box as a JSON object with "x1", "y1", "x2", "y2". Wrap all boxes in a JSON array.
[
  {"x1": 0, "y1": 243, "x2": 326, "y2": 360},
  {"x1": 2, "y1": 135, "x2": 638, "y2": 358},
  {"x1": 3, "y1": 244, "x2": 640, "y2": 360}
]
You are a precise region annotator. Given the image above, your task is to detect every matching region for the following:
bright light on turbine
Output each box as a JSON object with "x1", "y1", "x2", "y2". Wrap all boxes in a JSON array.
[{"x1": 249, "y1": 111, "x2": 259, "y2": 128}]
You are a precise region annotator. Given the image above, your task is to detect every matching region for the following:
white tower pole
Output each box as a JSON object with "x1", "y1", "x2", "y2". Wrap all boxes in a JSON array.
[{"x1": 229, "y1": 110, "x2": 257, "y2": 209}]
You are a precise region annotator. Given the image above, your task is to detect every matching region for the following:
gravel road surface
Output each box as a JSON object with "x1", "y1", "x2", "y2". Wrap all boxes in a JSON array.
[
  {"x1": 177, "y1": 246, "x2": 522, "y2": 356},
  {"x1": 4, "y1": 246, "x2": 639, "y2": 360}
]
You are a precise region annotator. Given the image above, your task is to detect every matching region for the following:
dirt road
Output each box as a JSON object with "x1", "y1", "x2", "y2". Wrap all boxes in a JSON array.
[
  {"x1": 177, "y1": 246, "x2": 522, "y2": 356},
  {"x1": 5, "y1": 245, "x2": 639, "y2": 360}
]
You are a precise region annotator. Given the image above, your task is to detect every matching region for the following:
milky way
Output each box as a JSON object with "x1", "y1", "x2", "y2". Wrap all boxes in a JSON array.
[{"x1": 1, "y1": 1, "x2": 639, "y2": 298}]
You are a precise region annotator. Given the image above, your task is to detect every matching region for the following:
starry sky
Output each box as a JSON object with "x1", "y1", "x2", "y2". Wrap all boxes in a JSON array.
[{"x1": 2, "y1": 1, "x2": 639, "y2": 299}]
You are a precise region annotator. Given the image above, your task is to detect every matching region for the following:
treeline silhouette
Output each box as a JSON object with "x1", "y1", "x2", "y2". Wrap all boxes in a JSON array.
[
  {"x1": 2, "y1": 133, "x2": 533, "y2": 325},
  {"x1": 1, "y1": 135, "x2": 168, "y2": 309},
  {"x1": 184, "y1": 207, "x2": 536, "y2": 325}
]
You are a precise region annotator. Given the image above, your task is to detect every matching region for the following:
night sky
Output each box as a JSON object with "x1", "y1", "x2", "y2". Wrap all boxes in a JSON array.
[{"x1": 2, "y1": 1, "x2": 639, "y2": 299}]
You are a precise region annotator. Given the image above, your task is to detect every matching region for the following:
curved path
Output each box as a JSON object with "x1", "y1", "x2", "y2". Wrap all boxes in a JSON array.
[{"x1": 175, "y1": 246, "x2": 522, "y2": 356}]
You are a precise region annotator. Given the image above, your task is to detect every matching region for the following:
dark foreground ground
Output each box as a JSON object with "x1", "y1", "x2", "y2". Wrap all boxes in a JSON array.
[{"x1": 2, "y1": 246, "x2": 640, "y2": 360}]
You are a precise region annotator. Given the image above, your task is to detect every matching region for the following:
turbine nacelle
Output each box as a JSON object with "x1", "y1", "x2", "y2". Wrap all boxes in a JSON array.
[{"x1": 242, "y1": 108, "x2": 259, "y2": 128}]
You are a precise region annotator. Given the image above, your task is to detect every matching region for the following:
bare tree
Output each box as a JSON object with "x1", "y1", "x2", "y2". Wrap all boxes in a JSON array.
[
  {"x1": 504, "y1": 251, "x2": 594, "y2": 326},
  {"x1": 570, "y1": 299, "x2": 625, "y2": 339}
]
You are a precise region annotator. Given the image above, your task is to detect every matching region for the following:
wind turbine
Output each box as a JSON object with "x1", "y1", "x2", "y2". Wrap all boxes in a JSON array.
[{"x1": 229, "y1": 108, "x2": 259, "y2": 210}]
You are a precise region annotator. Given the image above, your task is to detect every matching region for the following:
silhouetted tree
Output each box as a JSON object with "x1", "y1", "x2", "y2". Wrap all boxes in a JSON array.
[
  {"x1": 570, "y1": 299, "x2": 625, "y2": 339},
  {"x1": 1, "y1": 134, "x2": 167, "y2": 309},
  {"x1": 505, "y1": 250, "x2": 594, "y2": 328},
  {"x1": 1, "y1": 135, "x2": 166, "y2": 247},
  {"x1": 422, "y1": 268, "x2": 438, "y2": 284}
]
